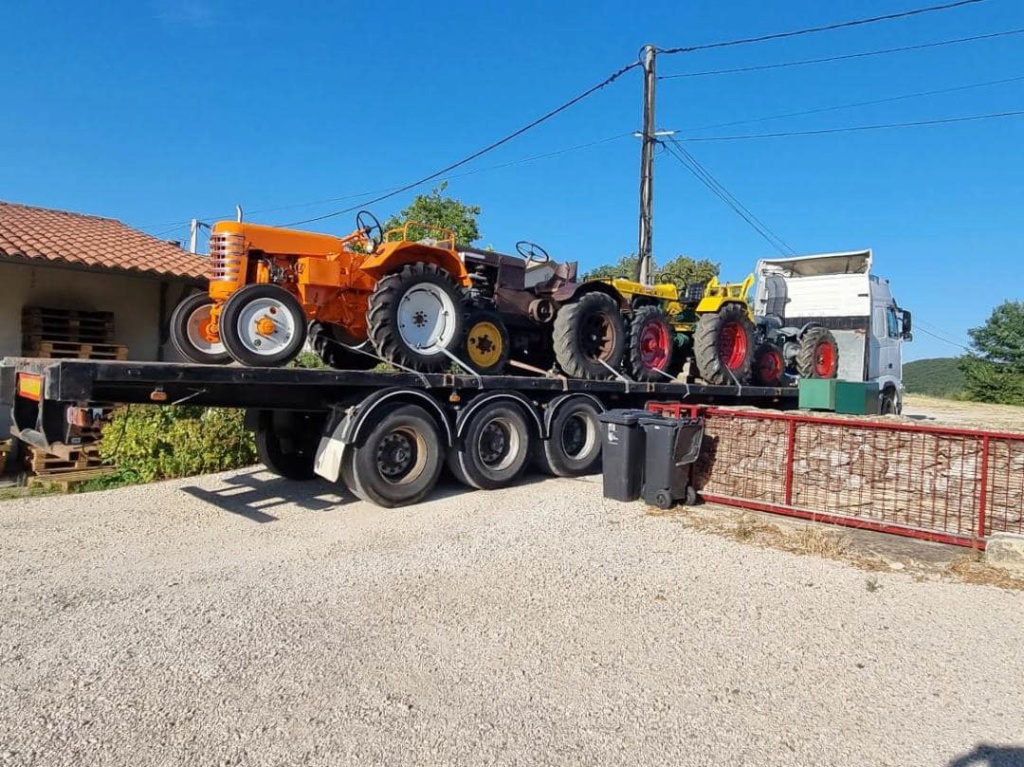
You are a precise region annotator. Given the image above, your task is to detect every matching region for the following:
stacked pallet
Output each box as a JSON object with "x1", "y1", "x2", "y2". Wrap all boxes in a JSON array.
[
  {"x1": 21, "y1": 307, "x2": 128, "y2": 360},
  {"x1": 25, "y1": 443, "x2": 117, "y2": 489}
]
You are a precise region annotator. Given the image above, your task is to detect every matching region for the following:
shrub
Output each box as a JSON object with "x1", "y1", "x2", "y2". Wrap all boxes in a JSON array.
[{"x1": 98, "y1": 406, "x2": 257, "y2": 483}]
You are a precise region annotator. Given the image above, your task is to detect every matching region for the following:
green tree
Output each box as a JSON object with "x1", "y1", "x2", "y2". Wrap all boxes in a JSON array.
[
  {"x1": 959, "y1": 300, "x2": 1024, "y2": 405},
  {"x1": 384, "y1": 182, "x2": 481, "y2": 245},
  {"x1": 583, "y1": 254, "x2": 719, "y2": 291}
]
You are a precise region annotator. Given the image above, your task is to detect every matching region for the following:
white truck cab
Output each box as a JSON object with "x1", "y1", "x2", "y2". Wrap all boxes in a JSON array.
[{"x1": 754, "y1": 250, "x2": 912, "y2": 413}]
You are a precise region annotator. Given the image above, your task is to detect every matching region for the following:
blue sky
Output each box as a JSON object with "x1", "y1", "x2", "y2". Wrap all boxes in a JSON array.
[{"x1": 2, "y1": 0, "x2": 1021, "y2": 361}]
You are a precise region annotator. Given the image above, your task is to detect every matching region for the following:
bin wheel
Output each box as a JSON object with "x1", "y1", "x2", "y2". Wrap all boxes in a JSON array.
[
  {"x1": 343, "y1": 404, "x2": 443, "y2": 508},
  {"x1": 653, "y1": 490, "x2": 674, "y2": 510},
  {"x1": 448, "y1": 400, "x2": 532, "y2": 490},
  {"x1": 535, "y1": 398, "x2": 602, "y2": 477},
  {"x1": 683, "y1": 485, "x2": 698, "y2": 506}
]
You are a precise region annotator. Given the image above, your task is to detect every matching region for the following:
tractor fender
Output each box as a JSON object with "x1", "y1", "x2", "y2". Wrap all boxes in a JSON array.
[
  {"x1": 358, "y1": 242, "x2": 470, "y2": 287},
  {"x1": 551, "y1": 280, "x2": 629, "y2": 311},
  {"x1": 313, "y1": 387, "x2": 454, "y2": 483},
  {"x1": 453, "y1": 392, "x2": 543, "y2": 442},
  {"x1": 542, "y1": 393, "x2": 607, "y2": 439}
]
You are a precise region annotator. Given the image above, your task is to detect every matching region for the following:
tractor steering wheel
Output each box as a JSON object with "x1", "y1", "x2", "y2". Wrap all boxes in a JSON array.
[
  {"x1": 355, "y1": 210, "x2": 384, "y2": 250},
  {"x1": 516, "y1": 241, "x2": 550, "y2": 264}
]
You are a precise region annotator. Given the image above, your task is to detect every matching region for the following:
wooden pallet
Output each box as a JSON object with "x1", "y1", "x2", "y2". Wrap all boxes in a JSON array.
[
  {"x1": 26, "y1": 444, "x2": 105, "y2": 475},
  {"x1": 23, "y1": 341, "x2": 129, "y2": 361},
  {"x1": 22, "y1": 307, "x2": 115, "y2": 345},
  {"x1": 28, "y1": 466, "x2": 118, "y2": 491}
]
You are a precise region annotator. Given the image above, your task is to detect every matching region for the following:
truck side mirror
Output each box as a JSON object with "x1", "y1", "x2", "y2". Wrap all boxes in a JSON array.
[{"x1": 901, "y1": 309, "x2": 913, "y2": 341}]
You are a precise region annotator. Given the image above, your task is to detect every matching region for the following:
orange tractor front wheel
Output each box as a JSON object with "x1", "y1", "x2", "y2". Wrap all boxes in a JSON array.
[{"x1": 169, "y1": 292, "x2": 231, "y2": 365}]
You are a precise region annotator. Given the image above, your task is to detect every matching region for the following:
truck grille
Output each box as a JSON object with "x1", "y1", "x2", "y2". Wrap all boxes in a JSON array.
[{"x1": 208, "y1": 232, "x2": 245, "y2": 283}]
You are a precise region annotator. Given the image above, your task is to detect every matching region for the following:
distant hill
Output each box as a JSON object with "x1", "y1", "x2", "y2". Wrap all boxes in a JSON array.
[{"x1": 903, "y1": 357, "x2": 965, "y2": 399}]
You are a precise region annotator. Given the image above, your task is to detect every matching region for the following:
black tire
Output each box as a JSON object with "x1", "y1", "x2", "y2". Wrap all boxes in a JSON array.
[
  {"x1": 448, "y1": 401, "x2": 531, "y2": 490},
  {"x1": 169, "y1": 292, "x2": 231, "y2": 364},
  {"x1": 535, "y1": 398, "x2": 602, "y2": 477},
  {"x1": 683, "y1": 485, "x2": 698, "y2": 506},
  {"x1": 752, "y1": 342, "x2": 786, "y2": 387},
  {"x1": 627, "y1": 305, "x2": 675, "y2": 381},
  {"x1": 344, "y1": 404, "x2": 444, "y2": 508},
  {"x1": 220, "y1": 284, "x2": 308, "y2": 367},
  {"x1": 652, "y1": 490, "x2": 674, "y2": 510},
  {"x1": 309, "y1": 322, "x2": 378, "y2": 370},
  {"x1": 461, "y1": 310, "x2": 511, "y2": 375},
  {"x1": 879, "y1": 387, "x2": 899, "y2": 415},
  {"x1": 797, "y1": 326, "x2": 840, "y2": 379},
  {"x1": 255, "y1": 412, "x2": 321, "y2": 480},
  {"x1": 693, "y1": 303, "x2": 755, "y2": 385},
  {"x1": 552, "y1": 292, "x2": 627, "y2": 379},
  {"x1": 366, "y1": 262, "x2": 464, "y2": 372}
]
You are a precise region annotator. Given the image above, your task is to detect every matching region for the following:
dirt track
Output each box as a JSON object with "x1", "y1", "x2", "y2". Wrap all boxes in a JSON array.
[{"x1": 902, "y1": 394, "x2": 1024, "y2": 432}]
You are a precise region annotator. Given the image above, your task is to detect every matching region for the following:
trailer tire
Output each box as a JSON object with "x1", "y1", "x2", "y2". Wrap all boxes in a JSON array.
[
  {"x1": 220, "y1": 284, "x2": 308, "y2": 367},
  {"x1": 693, "y1": 303, "x2": 754, "y2": 385},
  {"x1": 169, "y1": 293, "x2": 231, "y2": 365},
  {"x1": 553, "y1": 291, "x2": 627, "y2": 379},
  {"x1": 343, "y1": 404, "x2": 443, "y2": 508},
  {"x1": 447, "y1": 400, "x2": 531, "y2": 490},
  {"x1": 536, "y1": 398, "x2": 602, "y2": 477},
  {"x1": 628, "y1": 305, "x2": 674, "y2": 381},
  {"x1": 256, "y1": 426, "x2": 316, "y2": 481},
  {"x1": 797, "y1": 326, "x2": 840, "y2": 379},
  {"x1": 366, "y1": 262, "x2": 464, "y2": 372}
]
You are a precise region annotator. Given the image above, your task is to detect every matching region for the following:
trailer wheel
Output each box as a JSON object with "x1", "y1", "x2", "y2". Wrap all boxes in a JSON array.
[
  {"x1": 220, "y1": 284, "x2": 308, "y2": 367},
  {"x1": 553, "y1": 292, "x2": 627, "y2": 379},
  {"x1": 536, "y1": 398, "x2": 602, "y2": 477},
  {"x1": 462, "y1": 311, "x2": 510, "y2": 375},
  {"x1": 693, "y1": 303, "x2": 754, "y2": 385},
  {"x1": 448, "y1": 401, "x2": 531, "y2": 490},
  {"x1": 797, "y1": 327, "x2": 839, "y2": 379},
  {"x1": 627, "y1": 305, "x2": 674, "y2": 381},
  {"x1": 343, "y1": 404, "x2": 443, "y2": 508},
  {"x1": 255, "y1": 413, "x2": 319, "y2": 480},
  {"x1": 169, "y1": 293, "x2": 231, "y2": 365},
  {"x1": 366, "y1": 262, "x2": 464, "y2": 372},
  {"x1": 752, "y1": 342, "x2": 785, "y2": 387}
]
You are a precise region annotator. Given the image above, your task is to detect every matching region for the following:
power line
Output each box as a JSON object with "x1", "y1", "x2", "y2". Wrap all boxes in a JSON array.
[
  {"x1": 657, "y1": 0, "x2": 988, "y2": 56},
  {"x1": 281, "y1": 61, "x2": 641, "y2": 227},
  {"x1": 685, "y1": 76, "x2": 1024, "y2": 132},
  {"x1": 915, "y1": 326, "x2": 973, "y2": 352},
  {"x1": 675, "y1": 110, "x2": 1024, "y2": 141},
  {"x1": 659, "y1": 27, "x2": 1024, "y2": 79},
  {"x1": 663, "y1": 137, "x2": 795, "y2": 256}
]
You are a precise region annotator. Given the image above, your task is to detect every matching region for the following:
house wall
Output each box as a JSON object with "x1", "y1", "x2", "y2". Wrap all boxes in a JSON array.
[{"x1": 0, "y1": 260, "x2": 198, "y2": 437}]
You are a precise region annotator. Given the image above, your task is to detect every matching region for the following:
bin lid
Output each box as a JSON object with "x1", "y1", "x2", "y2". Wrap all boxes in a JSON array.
[
  {"x1": 639, "y1": 415, "x2": 704, "y2": 430},
  {"x1": 599, "y1": 409, "x2": 658, "y2": 426}
]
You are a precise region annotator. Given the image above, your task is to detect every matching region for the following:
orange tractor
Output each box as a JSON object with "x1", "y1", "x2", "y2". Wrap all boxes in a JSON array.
[{"x1": 170, "y1": 211, "x2": 637, "y2": 377}]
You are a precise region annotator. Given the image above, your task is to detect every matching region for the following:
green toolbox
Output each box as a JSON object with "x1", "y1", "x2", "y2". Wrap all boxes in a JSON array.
[
  {"x1": 834, "y1": 381, "x2": 881, "y2": 415},
  {"x1": 798, "y1": 378, "x2": 838, "y2": 411}
]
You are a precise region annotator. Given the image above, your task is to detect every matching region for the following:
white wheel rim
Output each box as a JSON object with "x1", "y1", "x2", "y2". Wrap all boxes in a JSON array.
[
  {"x1": 235, "y1": 297, "x2": 298, "y2": 356},
  {"x1": 397, "y1": 283, "x2": 457, "y2": 355},
  {"x1": 185, "y1": 303, "x2": 226, "y2": 356}
]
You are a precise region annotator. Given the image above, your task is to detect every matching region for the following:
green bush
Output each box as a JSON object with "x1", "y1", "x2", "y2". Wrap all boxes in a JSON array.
[{"x1": 98, "y1": 406, "x2": 257, "y2": 483}]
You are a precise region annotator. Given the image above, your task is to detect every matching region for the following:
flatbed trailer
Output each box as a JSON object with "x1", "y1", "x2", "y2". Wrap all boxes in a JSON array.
[{"x1": 1, "y1": 358, "x2": 797, "y2": 507}]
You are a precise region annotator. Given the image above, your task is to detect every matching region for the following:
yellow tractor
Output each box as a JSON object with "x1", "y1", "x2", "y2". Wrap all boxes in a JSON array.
[{"x1": 604, "y1": 274, "x2": 757, "y2": 384}]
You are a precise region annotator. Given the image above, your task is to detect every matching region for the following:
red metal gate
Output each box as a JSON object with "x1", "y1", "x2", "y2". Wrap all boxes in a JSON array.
[{"x1": 648, "y1": 404, "x2": 1024, "y2": 549}]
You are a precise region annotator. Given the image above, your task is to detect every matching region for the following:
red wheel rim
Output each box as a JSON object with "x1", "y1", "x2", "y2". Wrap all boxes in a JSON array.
[
  {"x1": 638, "y1": 321, "x2": 670, "y2": 371},
  {"x1": 758, "y1": 347, "x2": 783, "y2": 383},
  {"x1": 718, "y1": 321, "x2": 749, "y2": 371},
  {"x1": 813, "y1": 340, "x2": 837, "y2": 377}
]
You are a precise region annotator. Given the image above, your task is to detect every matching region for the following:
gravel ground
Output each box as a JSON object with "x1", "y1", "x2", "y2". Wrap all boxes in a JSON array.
[
  {"x1": 903, "y1": 394, "x2": 1024, "y2": 432},
  {"x1": 1, "y1": 469, "x2": 1023, "y2": 767}
]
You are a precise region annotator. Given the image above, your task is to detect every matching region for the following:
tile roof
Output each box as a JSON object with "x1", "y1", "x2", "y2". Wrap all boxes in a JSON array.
[{"x1": 0, "y1": 201, "x2": 207, "y2": 281}]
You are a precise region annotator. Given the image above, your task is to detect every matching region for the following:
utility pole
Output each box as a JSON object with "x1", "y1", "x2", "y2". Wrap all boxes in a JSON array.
[{"x1": 636, "y1": 44, "x2": 657, "y2": 285}]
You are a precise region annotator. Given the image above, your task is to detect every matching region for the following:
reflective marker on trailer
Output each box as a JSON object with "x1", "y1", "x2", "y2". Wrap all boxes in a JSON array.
[{"x1": 16, "y1": 373, "x2": 42, "y2": 401}]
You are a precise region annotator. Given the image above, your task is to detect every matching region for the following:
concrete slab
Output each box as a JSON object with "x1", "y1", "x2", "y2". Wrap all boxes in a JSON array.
[{"x1": 985, "y1": 533, "x2": 1024, "y2": 576}]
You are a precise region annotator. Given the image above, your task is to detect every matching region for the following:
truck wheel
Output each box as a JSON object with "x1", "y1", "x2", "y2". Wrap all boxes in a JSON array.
[
  {"x1": 628, "y1": 305, "x2": 674, "y2": 381},
  {"x1": 535, "y1": 398, "x2": 602, "y2": 477},
  {"x1": 797, "y1": 327, "x2": 840, "y2": 379},
  {"x1": 462, "y1": 311, "x2": 510, "y2": 375},
  {"x1": 220, "y1": 284, "x2": 308, "y2": 367},
  {"x1": 553, "y1": 292, "x2": 627, "y2": 379},
  {"x1": 255, "y1": 412, "x2": 320, "y2": 480},
  {"x1": 879, "y1": 387, "x2": 899, "y2": 415},
  {"x1": 309, "y1": 322, "x2": 377, "y2": 370},
  {"x1": 693, "y1": 303, "x2": 754, "y2": 385},
  {"x1": 367, "y1": 262, "x2": 464, "y2": 372},
  {"x1": 343, "y1": 404, "x2": 443, "y2": 508},
  {"x1": 752, "y1": 342, "x2": 785, "y2": 387},
  {"x1": 169, "y1": 293, "x2": 231, "y2": 364},
  {"x1": 448, "y1": 400, "x2": 531, "y2": 490}
]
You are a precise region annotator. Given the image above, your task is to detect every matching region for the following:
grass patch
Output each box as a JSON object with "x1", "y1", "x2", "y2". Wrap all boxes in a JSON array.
[{"x1": 946, "y1": 553, "x2": 1024, "y2": 591}]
